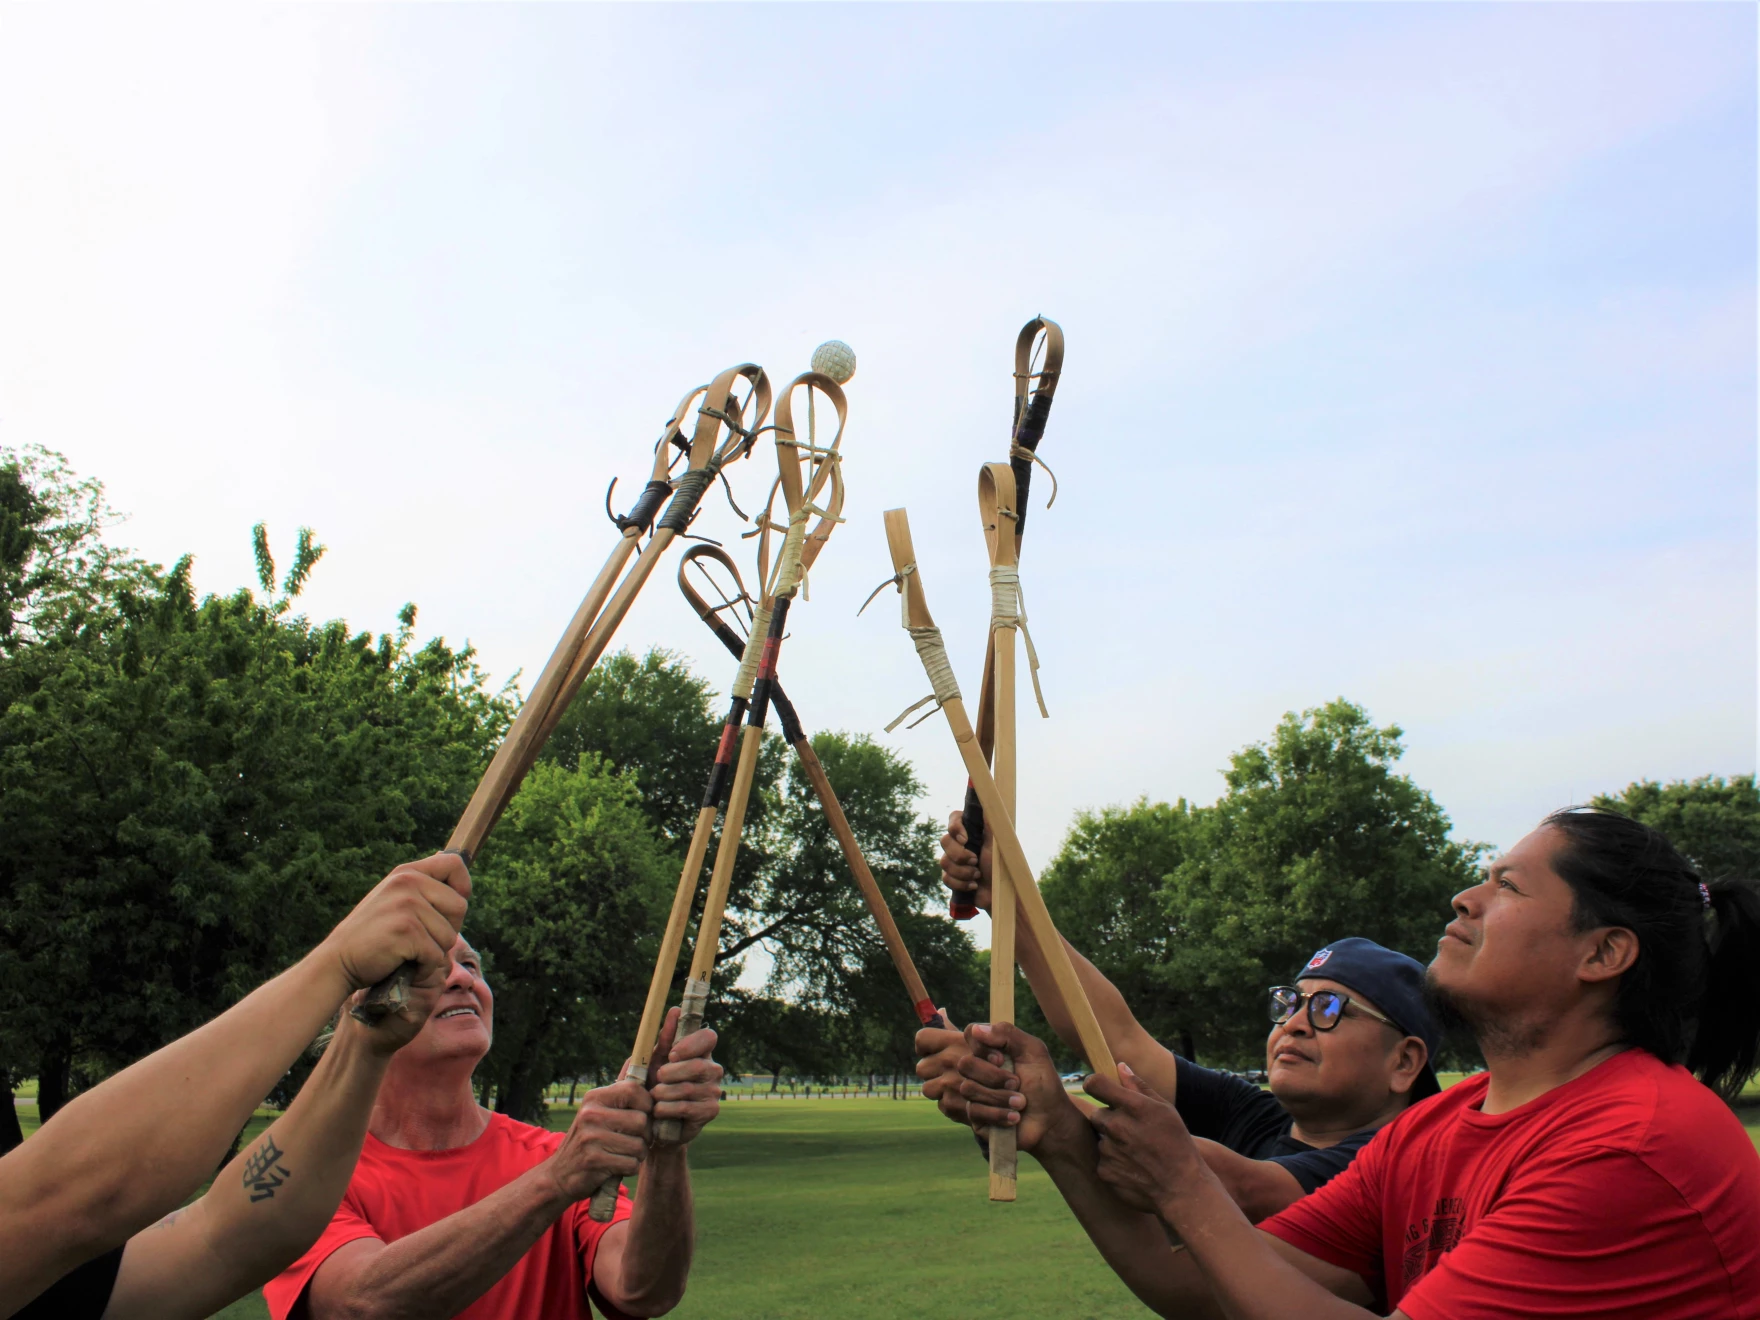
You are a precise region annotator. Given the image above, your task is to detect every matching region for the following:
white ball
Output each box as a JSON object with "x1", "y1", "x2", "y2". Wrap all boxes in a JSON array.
[{"x1": 810, "y1": 340, "x2": 857, "y2": 384}]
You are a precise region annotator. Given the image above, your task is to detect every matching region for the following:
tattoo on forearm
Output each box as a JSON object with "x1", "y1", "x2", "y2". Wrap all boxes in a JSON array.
[{"x1": 242, "y1": 1135, "x2": 293, "y2": 1203}]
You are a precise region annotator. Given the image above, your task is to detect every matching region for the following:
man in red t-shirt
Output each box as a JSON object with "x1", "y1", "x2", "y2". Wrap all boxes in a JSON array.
[
  {"x1": 982, "y1": 807, "x2": 1760, "y2": 1318},
  {"x1": 266, "y1": 934, "x2": 723, "y2": 1320}
]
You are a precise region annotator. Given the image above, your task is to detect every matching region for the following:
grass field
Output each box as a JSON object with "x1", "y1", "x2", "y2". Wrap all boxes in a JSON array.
[{"x1": 12, "y1": 1083, "x2": 1760, "y2": 1320}]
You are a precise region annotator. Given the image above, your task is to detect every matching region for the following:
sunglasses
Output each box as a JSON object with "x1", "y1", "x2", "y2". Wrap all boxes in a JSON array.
[{"x1": 1268, "y1": 985, "x2": 1397, "y2": 1033}]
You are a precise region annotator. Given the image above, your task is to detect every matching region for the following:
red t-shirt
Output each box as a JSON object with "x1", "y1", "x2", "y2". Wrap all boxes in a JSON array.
[
  {"x1": 263, "y1": 1112, "x2": 634, "y2": 1320},
  {"x1": 1261, "y1": 1049, "x2": 1760, "y2": 1318}
]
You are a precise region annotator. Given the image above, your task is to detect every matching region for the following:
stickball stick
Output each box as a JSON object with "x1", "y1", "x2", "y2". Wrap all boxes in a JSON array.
[
  {"x1": 879, "y1": 507, "x2": 1116, "y2": 1081},
  {"x1": 588, "y1": 366, "x2": 847, "y2": 1217},
  {"x1": 977, "y1": 462, "x2": 1024, "y2": 1200},
  {"x1": 353, "y1": 365, "x2": 771, "y2": 1024},
  {"x1": 678, "y1": 545, "x2": 942, "y2": 1027},
  {"x1": 955, "y1": 317, "x2": 1063, "y2": 920}
]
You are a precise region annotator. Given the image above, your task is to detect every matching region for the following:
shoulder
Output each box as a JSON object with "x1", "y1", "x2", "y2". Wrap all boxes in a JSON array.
[
  {"x1": 1620, "y1": 1056, "x2": 1760, "y2": 1184},
  {"x1": 1571, "y1": 1051, "x2": 1745, "y2": 1151}
]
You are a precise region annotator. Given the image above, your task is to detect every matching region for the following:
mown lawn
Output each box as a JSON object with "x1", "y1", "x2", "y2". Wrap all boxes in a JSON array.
[{"x1": 10, "y1": 1084, "x2": 1760, "y2": 1320}]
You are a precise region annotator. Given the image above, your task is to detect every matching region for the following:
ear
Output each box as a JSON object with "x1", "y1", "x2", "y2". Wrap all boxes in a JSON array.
[
  {"x1": 1579, "y1": 926, "x2": 1639, "y2": 985},
  {"x1": 1387, "y1": 1036, "x2": 1427, "y2": 1097}
]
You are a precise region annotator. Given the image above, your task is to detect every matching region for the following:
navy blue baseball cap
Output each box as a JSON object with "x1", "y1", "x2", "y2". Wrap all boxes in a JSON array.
[{"x1": 1295, "y1": 937, "x2": 1441, "y2": 1102}]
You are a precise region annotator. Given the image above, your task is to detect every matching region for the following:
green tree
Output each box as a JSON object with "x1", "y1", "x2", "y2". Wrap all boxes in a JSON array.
[
  {"x1": 0, "y1": 510, "x2": 508, "y2": 1119},
  {"x1": 1038, "y1": 799, "x2": 1199, "y2": 1054},
  {"x1": 470, "y1": 757, "x2": 676, "y2": 1122},
  {"x1": 540, "y1": 649, "x2": 724, "y2": 847},
  {"x1": 0, "y1": 445, "x2": 150, "y2": 650},
  {"x1": 715, "y1": 992, "x2": 837, "y2": 1091},
  {"x1": 1592, "y1": 775, "x2": 1760, "y2": 881},
  {"x1": 840, "y1": 909, "x2": 985, "y2": 1091},
  {"x1": 1161, "y1": 700, "x2": 1483, "y2": 1063},
  {"x1": 734, "y1": 733, "x2": 962, "y2": 1009},
  {"x1": 1034, "y1": 700, "x2": 1482, "y2": 1069}
]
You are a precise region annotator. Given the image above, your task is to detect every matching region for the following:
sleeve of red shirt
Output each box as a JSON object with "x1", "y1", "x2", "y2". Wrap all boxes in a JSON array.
[
  {"x1": 571, "y1": 1185, "x2": 637, "y2": 1320},
  {"x1": 261, "y1": 1189, "x2": 384, "y2": 1320},
  {"x1": 1398, "y1": 1149, "x2": 1731, "y2": 1320},
  {"x1": 1258, "y1": 1123, "x2": 1390, "y2": 1300}
]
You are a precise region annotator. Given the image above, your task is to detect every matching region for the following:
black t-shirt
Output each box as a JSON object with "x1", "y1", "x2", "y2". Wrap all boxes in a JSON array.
[
  {"x1": 13, "y1": 1244, "x2": 122, "y2": 1320},
  {"x1": 1173, "y1": 1056, "x2": 1374, "y2": 1194}
]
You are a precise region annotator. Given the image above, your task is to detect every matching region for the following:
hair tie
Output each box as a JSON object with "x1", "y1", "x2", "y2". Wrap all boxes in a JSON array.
[{"x1": 1698, "y1": 881, "x2": 1712, "y2": 911}]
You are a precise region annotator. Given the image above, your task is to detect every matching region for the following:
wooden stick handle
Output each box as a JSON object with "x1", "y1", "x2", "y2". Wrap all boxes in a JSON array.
[
  {"x1": 476, "y1": 525, "x2": 678, "y2": 846},
  {"x1": 881, "y1": 507, "x2": 1114, "y2": 1079},
  {"x1": 652, "y1": 723, "x2": 766, "y2": 1145},
  {"x1": 948, "y1": 699, "x2": 1114, "y2": 1079},
  {"x1": 680, "y1": 544, "x2": 938, "y2": 1025},
  {"x1": 588, "y1": 703, "x2": 742, "y2": 1220},
  {"x1": 793, "y1": 738, "x2": 938, "y2": 1022}
]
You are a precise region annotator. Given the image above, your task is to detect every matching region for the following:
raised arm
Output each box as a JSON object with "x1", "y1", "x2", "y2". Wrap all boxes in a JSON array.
[
  {"x1": 0, "y1": 855, "x2": 469, "y2": 1316},
  {"x1": 944, "y1": 1021, "x2": 1215, "y2": 1315},
  {"x1": 102, "y1": 1000, "x2": 427, "y2": 1320},
  {"x1": 940, "y1": 814, "x2": 1177, "y2": 1097},
  {"x1": 304, "y1": 1081, "x2": 651, "y2": 1320},
  {"x1": 590, "y1": 1008, "x2": 723, "y2": 1317},
  {"x1": 1084, "y1": 1067, "x2": 1383, "y2": 1318}
]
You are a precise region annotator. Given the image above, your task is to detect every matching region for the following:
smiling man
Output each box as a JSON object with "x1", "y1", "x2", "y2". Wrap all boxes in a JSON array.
[
  {"x1": 265, "y1": 935, "x2": 723, "y2": 1320},
  {"x1": 1039, "y1": 807, "x2": 1760, "y2": 1319}
]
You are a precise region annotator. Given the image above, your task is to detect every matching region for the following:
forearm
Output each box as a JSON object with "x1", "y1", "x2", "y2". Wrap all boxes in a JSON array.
[
  {"x1": 323, "y1": 1166, "x2": 566, "y2": 1320},
  {"x1": 1157, "y1": 1165, "x2": 1376, "y2": 1319},
  {"x1": 597, "y1": 1146, "x2": 694, "y2": 1317},
  {"x1": 0, "y1": 951, "x2": 351, "y2": 1292},
  {"x1": 1033, "y1": 1125, "x2": 1218, "y2": 1319},
  {"x1": 106, "y1": 1029, "x2": 391, "y2": 1320},
  {"x1": 1016, "y1": 923, "x2": 1178, "y2": 1097},
  {"x1": 1191, "y1": 1139, "x2": 1304, "y2": 1224}
]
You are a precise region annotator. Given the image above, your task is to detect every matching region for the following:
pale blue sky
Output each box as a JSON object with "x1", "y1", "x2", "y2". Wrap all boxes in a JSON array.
[{"x1": 2, "y1": 4, "x2": 1753, "y2": 934}]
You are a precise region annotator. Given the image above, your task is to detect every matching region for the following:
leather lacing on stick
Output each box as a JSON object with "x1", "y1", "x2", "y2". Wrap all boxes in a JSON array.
[
  {"x1": 747, "y1": 425, "x2": 844, "y2": 604},
  {"x1": 989, "y1": 562, "x2": 1049, "y2": 718},
  {"x1": 1008, "y1": 443, "x2": 1058, "y2": 508},
  {"x1": 863, "y1": 564, "x2": 965, "y2": 732}
]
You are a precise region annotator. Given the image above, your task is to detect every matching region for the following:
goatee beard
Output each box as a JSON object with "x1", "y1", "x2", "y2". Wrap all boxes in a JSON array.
[{"x1": 1423, "y1": 968, "x2": 1545, "y2": 1061}]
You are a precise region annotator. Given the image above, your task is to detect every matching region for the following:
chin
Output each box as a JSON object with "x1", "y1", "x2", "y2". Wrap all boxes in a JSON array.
[{"x1": 1267, "y1": 1071, "x2": 1315, "y2": 1106}]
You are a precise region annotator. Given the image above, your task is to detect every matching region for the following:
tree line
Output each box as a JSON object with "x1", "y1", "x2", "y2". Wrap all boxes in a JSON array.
[
  {"x1": 4, "y1": 446, "x2": 1753, "y2": 1138},
  {"x1": 0, "y1": 447, "x2": 984, "y2": 1141}
]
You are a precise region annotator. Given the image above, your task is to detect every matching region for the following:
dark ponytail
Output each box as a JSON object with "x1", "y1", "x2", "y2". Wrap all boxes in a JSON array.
[
  {"x1": 1690, "y1": 876, "x2": 1760, "y2": 1100},
  {"x1": 1545, "y1": 806, "x2": 1760, "y2": 1103}
]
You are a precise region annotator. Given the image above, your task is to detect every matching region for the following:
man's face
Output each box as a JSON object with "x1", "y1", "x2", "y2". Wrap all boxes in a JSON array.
[
  {"x1": 404, "y1": 935, "x2": 493, "y2": 1066},
  {"x1": 1428, "y1": 825, "x2": 1587, "y2": 1031},
  {"x1": 1264, "y1": 977, "x2": 1407, "y2": 1109}
]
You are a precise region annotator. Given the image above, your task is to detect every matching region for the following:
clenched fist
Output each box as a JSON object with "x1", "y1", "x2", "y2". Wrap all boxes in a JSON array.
[
  {"x1": 939, "y1": 812, "x2": 993, "y2": 913},
  {"x1": 546, "y1": 1081, "x2": 653, "y2": 1203},
  {"x1": 643, "y1": 1006, "x2": 724, "y2": 1148},
  {"x1": 319, "y1": 853, "x2": 471, "y2": 1013}
]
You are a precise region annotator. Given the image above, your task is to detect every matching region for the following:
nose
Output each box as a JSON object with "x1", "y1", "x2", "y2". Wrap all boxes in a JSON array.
[
  {"x1": 1452, "y1": 882, "x2": 1484, "y2": 920},
  {"x1": 1283, "y1": 1005, "x2": 1316, "y2": 1038},
  {"x1": 442, "y1": 955, "x2": 474, "y2": 992}
]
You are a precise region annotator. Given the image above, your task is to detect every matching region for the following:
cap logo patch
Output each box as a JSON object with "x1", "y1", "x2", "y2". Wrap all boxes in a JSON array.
[{"x1": 1306, "y1": 948, "x2": 1333, "y2": 970}]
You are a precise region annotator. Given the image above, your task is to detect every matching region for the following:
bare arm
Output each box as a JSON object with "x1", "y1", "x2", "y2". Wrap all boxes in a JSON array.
[
  {"x1": 1190, "y1": 1139, "x2": 1305, "y2": 1224},
  {"x1": 104, "y1": 1006, "x2": 418, "y2": 1320},
  {"x1": 305, "y1": 1084, "x2": 650, "y2": 1320},
  {"x1": 591, "y1": 1149, "x2": 692, "y2": 1317},
  {"x1": 590, "y1": 1009, "x2": 721, "y2": 1317},
  {"x1": 942, "y1": 813, "x2": 1178, "y2": 1098},
  {"x1": 1086, "y1": 1067, "x2": 1384, "y2": 1319},
  {"x1": 0, "y1": 856, "x2": 469, "y2": 1318}
]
